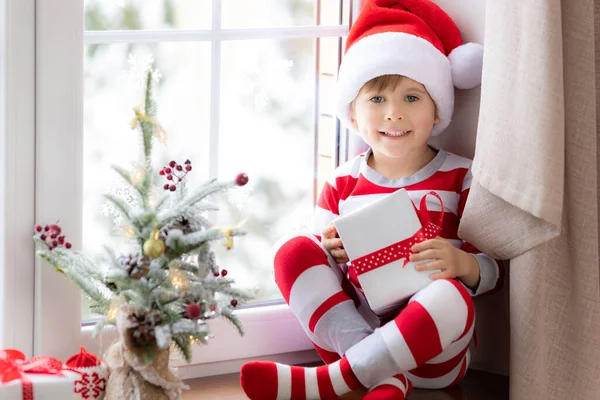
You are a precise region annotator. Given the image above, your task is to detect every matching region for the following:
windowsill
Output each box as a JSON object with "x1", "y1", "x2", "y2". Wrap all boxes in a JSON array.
[
  {"x1": 77, "y1": 303, "x2": 319, "y2": 379},
  {"x1": 182, "y1": 368, "x2": 509, "y2": 399}
]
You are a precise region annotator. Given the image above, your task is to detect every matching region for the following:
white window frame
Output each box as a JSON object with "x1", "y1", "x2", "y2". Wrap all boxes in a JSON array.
[
  {"x1": 18, "y1": 0, "x2": 362, "y2": 378},
  {"x1": 0, "y1": 0, "x2": 36, "y2": 357}
]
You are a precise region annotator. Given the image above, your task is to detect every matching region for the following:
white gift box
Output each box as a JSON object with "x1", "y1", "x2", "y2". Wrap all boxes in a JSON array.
[
  {"x1": 0, "y1": 371, "x2": 79, "y2": 400},
  {"x1": 333, "y1": 189, "x2": 442, "y2": 315}
]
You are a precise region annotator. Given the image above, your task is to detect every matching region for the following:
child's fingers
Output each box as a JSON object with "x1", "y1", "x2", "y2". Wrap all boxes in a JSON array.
[
  {"x1": 322, "y1": 224, "x2": 336, "y2": 238},
  {"x1": 330, "y1": 238, "x2": 343, "y2": 249},
  {"x1": 429, "y1": 269, "x2": 452, "y2": 280},
  {"x1": 330, "y1": 249, "x2": 349, "y2": 263},
  {"x1": 415, "y1": 260, "x2": 445, "y2": 272},
  {"x1": 409, "y1": 249, "x2": 442, "y2": 262},
  {"x1": 322, "y1": 237, "x2": 343, "y2": 250},
  {"x1": 330, "y1": 247, "x2": 347, "y2": 256},
  {"x1": 411, "y1": 237, "x2": 445, "y2": 252}
]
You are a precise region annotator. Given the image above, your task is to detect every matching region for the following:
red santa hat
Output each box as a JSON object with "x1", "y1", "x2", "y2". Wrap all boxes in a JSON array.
[{"x1": 336, "y1": 0, "x2": 484, "y2": 136}]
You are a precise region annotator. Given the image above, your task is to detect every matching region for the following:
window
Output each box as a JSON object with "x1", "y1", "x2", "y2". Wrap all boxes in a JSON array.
[{"x1": 26, "y1": 0, "x2": 359, "y2": 376}]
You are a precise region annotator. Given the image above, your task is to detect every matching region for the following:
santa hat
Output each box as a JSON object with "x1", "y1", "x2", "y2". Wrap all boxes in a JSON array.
[{"x1": 336, "y1": 0, "x2": 484, "y2": 136}]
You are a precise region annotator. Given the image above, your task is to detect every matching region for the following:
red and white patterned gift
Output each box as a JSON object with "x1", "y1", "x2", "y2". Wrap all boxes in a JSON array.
[
  {"x1": 63, "y1": 347, "x2": 109, "y2": 400},
  {"x1": 0, "y1": 349, "x2": 79, "y2": 400},
  {"x1": 333, "y1": 189, "x2": 444, "y2": 315}
]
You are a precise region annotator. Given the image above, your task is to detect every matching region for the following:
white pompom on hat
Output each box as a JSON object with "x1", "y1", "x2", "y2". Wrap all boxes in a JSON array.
[{"x1": 336, "y1": 0, "x2": 484, "y2": 136}]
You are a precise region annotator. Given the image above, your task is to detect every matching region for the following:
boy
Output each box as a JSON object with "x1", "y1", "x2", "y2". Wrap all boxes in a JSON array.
[{"x1": 241, "y1": 1, "x2": 503, "y2": 399}]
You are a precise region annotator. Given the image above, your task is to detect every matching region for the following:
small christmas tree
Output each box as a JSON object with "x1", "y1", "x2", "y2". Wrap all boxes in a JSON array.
[{"x1": 33, "y1": 70, "x2": 253, "y2": 366}]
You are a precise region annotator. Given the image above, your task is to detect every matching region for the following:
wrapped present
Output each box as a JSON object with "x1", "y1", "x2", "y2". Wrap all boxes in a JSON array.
[
  {"x1": 333, "y1": 189, "x2": 444, "y2": 315},
  {"x1": 64, "y1": 347, "x2": 109, "y2": 400},
  {"x1": 0, "y1": 349, "x2": 79, "y2": 400}
]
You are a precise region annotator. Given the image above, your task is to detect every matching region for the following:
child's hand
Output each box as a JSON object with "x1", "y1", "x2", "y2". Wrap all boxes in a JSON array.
[
  {"x1": 321, "y1": 224, "x2": 349, "y2": 264},
  {"x1": 408, "y1": 237, "x2": 480, "y2": 289}
]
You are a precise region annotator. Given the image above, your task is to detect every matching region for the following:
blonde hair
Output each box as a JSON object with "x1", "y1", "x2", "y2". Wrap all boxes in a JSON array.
[{"x1": 361, "y1": 74, "x2": 406, "y2": 93}]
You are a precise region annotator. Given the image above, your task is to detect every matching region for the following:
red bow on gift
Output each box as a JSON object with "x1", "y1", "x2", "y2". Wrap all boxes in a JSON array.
[
  {"x1": 353, "y1": 191, "x2": 445, "y2": 274},
  {"x1": 0, "y1": 349, "x2": 63, "y2": 400}
]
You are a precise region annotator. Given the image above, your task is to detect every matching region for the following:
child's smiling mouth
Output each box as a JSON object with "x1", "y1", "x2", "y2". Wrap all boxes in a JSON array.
[{"x1": 380, "y1": 130, "x2": 412, "y2": 137}]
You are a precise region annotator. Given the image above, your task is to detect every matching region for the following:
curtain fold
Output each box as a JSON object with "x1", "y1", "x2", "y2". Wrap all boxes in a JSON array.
[{"x1": 458, "y1": 0, "x2": 600, "y2": 398}]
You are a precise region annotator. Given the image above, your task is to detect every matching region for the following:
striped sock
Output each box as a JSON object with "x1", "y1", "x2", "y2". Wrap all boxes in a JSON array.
[
  {"x1": 240, "y1": 358, "x2": 363, "y2": 400},
  {"x1": 345, "y1": 279, "x2": 475, "y2": 387},
  {"x1": 274, "y1": 234, "x2": 373, "y2": 356},
  {"x1": 363, "y1": 374, "x2": 412, "y2": 400}
]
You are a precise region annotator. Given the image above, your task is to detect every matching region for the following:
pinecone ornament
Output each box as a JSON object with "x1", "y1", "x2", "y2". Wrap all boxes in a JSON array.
[
  {"x1": 64, "y1": 346, "x2": 109, "y2": 400},
  {"x1": 127, "y1": 310, "x2": 163, "y2": 347},
  {"x1": 167, "y1": 216, "x2": 194, "y2": 234},
  {"x1": 118, "y1": 253, "x2": 150, "y2": 279}
]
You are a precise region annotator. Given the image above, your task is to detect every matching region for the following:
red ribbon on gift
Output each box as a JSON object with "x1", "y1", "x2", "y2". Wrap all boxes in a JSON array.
[
  {"x1": 352, "y1": 191, "x2": 445, "y2": 275},
  {"x1": 0, "y1": 349, "x2": 64, "y2": 400}
]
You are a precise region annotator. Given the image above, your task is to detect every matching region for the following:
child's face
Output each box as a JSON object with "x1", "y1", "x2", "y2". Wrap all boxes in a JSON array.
[{"x1": 351, "y1": 77, "x2": 439, "y2": 160}]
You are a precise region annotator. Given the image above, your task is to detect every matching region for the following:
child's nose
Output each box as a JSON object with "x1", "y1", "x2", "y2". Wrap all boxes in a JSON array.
[{"x1": 385, "y1": 107, "x2": 405, "y2": 121}]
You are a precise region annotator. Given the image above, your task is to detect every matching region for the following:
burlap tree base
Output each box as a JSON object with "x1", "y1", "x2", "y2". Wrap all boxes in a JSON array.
[{"x1": 104, "y1": 310, "x2": 188, "y2": 400}]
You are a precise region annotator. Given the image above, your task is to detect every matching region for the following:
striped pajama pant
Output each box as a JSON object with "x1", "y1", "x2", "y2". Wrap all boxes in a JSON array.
[{"x1": 273, "y1": 232, "x2": 474, "y2": 390}]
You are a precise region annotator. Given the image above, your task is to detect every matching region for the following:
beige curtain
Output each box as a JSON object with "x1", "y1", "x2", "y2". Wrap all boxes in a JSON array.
[{"x1": 458, "y1": 0, "x2": 600, "y2": 399}]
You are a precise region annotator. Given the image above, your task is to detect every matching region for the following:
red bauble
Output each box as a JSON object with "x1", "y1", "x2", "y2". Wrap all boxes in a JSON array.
[
  {"x1": 185, "y1": 165, "x2": 192, "y2": 172},
  {"x1": 176, "y1": 165, "x2": 183, "y2": 171},
  {"x1": 35, "y1": 225, "x2": 42, "y2": 232},
  {"x1": 164, "y1": 183, "x2": 170, "y2": 190},
  {"x1": 186, "y1": 303, "x2": 202, "y2": 320},
  {"x1": 159, "y1": 169, "x2": 165, "y2": 176},
  {"x1": 230, "y1": 299, "x2": 238, "y2": 307},
  {"x1": 65, "y1": 242, "x2": 72, "y2": 249},
  {"x1": 169, "y1": 160, "x2": 176, "y2": 168},
  {"x1": 221, "y1": 269, "x2": 228, "y2": 277},
  {"x1": 213, "y1": 272, "x2": 220, "y2": 277},
  {"x1": 169, "y1": 185, "x2": 176, "y2": 191},
  {"x1": 235, "y1": 172, "x2": 249, "y2": 186}
]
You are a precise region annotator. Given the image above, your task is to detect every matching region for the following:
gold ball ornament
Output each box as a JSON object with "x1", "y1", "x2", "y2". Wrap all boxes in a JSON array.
[
  {"x1": 221, "y1": 228, "x2": 234, "y2": 250},
  {"x1": 143, "y1": 227, "x2": 165, "y2": 258}
]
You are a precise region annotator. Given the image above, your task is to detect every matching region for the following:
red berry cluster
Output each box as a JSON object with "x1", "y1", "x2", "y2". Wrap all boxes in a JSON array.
[
  {"x1": 209, "y1": 269, "x2": 238, "y2": 307},
  {"x1": 34, "y1": 224, "x2": 71, "y2": 251},
  {"x1": 213, "y1": 269, "x2": 228, "y2": 277},
  {"x1": 159, "y1": 159, "x2": 192, "y2": 192}
]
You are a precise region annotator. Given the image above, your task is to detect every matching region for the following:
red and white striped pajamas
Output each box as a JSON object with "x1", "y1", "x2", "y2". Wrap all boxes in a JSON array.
[{"x1": 242, "y1": 149, "x2": 504, "y2": 399}]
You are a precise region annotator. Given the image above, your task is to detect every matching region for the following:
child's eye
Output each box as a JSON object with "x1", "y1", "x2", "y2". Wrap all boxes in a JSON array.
[
  {"x1": 370, "y1": 96, "x2": 384, "y2": 103},
  {"x1": 405, "y1": 95, "x2": 419, "y2": 102}
]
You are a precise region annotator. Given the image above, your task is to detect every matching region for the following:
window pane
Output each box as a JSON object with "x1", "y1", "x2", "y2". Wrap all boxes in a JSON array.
[
  {"x1": 82, "y1": 42, "x2": 211, "y2": 320},
  {"x1": 316, "y1": 36, "x2": 342, "y2": 197},
  {"x1": 216, "y1": 38, "x2": 317, "y2": 301},
  {"x1": 84, "y1": 0, "x2": 211, "y2": 31},
  {"x1": 320, "y1": 0, "x2": 351, "y2": 26},
  {"x1": 222, "y1": 0, "x2": 316, "y2": 29}
]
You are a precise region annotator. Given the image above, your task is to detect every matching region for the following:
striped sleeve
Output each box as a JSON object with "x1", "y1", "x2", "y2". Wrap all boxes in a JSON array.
[
  {"x1": 310, "y1": 179, "x2": 341, "y2": 241},
  {"x1": 458, "y1": 168, "x2": 504, "y2": 297}
]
